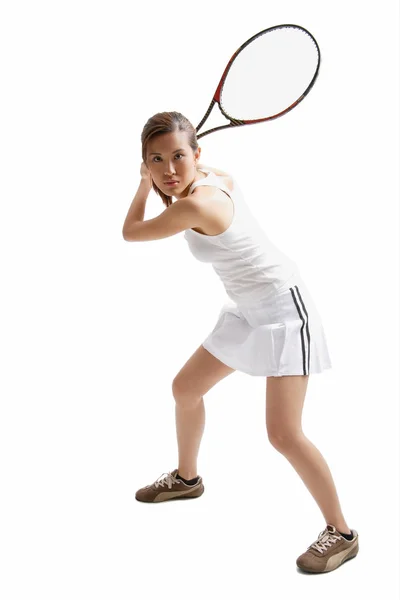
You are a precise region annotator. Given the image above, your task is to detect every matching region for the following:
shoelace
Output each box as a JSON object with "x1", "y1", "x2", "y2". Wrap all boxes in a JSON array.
[
  {"x1": 309, "y1": 525, "x2": 342, "y2": 554},
  {"x1": 150, "y1": 471, "x2": 180, "y2": 490}
]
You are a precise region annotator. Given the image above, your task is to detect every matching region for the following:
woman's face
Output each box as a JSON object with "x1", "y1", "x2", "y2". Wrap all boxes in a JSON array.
[{"x1": 145, "y1": 131, "x2": 201, "y2": 199}]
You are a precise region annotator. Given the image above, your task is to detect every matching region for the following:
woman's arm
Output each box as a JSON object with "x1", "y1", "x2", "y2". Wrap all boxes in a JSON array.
[
  {"x1": 122, "y1": 178, "x2": 152, "y2": 236},
  {"x1": 122, "y1": 198, "x2": 207, "y2": 242}
]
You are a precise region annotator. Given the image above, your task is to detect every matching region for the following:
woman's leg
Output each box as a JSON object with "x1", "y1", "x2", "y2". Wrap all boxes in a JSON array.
[
  {"x1": 265, "y1": 375, "x2": 351, "y2": 533},
  {"x1": 172, "y1": 345, "x2": 235, "y2": 480}
]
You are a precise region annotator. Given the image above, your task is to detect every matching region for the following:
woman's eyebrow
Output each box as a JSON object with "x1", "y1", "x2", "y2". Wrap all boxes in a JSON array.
[{"x1": 149, "y1": 148, "x2": 185, "y2": 155}]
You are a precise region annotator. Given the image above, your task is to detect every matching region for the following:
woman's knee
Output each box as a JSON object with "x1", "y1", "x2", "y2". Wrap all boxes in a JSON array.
[
  {"x1": 266, "y1": 375, "x2": 308, "y2": 450},
  {"x1": 172, "y1": 344, "x2": 235, "y2": 406},
  {"x1": 172, "y1": 378, "x2": 202, "y2": 407},
  {"x1": 267, "y1": 428, "x2": 304, "y2": 452}
]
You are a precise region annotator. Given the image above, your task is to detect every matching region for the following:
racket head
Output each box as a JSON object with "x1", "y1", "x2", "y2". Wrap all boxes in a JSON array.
[{"x1": 196, "y1": 24, "x2": 321, "y2": 139}]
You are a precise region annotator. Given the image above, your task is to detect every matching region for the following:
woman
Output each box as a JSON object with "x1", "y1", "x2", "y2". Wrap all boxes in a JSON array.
[{"x1": 122, "y1": 111, "x2": 359, "y2": 573}]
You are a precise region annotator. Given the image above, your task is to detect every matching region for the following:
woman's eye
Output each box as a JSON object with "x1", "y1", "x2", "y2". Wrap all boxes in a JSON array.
[{"x1": 152, "y1": 154, "x2": 184, "y2": 162}]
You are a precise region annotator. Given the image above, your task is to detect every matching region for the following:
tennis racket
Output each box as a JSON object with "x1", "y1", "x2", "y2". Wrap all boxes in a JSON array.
[{"x1": 195, "y1": 24, "x2": 321, "y2": 139}]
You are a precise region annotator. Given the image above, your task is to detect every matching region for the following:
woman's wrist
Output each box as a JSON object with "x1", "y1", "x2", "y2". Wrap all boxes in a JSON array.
[{"x1": 140, "y1": 177, "x2": 152, "y2": 190}]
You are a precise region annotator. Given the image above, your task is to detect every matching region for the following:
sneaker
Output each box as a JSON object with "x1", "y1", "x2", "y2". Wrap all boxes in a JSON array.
[
  {"x1": 296, "y1": 524, "x2": 359, "y2": 573},
  {"x1": 135, "y1": 468, "x2": 204, "y2": 503}
]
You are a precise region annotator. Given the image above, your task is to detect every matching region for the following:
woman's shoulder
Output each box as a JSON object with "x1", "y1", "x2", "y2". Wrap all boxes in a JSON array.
[{"x1": 197, "y1": 164, "x2": 234, "y2": 191}]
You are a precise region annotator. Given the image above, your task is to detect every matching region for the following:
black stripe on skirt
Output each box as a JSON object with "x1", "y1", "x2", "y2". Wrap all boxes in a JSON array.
[{"x1": 289, "y1": 286, "x2": 311, "y2": 375}]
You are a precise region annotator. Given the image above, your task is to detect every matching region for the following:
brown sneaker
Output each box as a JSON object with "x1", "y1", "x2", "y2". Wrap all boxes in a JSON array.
[
  {"x1": 135, "y1": 468, "x2": 204, "y2": 503},
  {"x1": 296, "y1": 524, "x2": 359, "y2": 573}
]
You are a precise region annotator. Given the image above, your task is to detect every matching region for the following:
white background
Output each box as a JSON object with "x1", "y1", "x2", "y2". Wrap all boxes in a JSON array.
[{"x1": 1, "y1": 0, "x2": 399, "y2": 598}]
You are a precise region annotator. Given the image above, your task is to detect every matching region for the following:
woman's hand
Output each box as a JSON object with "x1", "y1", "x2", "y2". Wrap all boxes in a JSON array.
[{"x1": 140, "y1": 161, "x2": 153, "y2": 185}]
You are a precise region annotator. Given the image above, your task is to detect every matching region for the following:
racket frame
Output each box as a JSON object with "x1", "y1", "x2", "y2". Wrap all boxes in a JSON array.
[{"x1": 195, "y1": 23, "x2": 321, "y2": 139}]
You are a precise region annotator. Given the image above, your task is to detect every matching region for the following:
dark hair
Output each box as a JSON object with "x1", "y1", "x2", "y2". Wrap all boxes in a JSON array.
[{"x1": 141, "y1": 111, "x2": 199, "y2": 208}]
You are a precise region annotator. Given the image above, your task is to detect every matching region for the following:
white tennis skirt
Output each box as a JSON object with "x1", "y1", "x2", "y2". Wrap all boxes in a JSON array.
[{"x1": 202, "y1": 274, "x2": 332, "y2": 377}]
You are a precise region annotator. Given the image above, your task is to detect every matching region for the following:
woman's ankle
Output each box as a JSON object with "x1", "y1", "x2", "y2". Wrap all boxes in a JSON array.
[{"x1": 177, "y1": 470, "x2": 198, "y2": 480}]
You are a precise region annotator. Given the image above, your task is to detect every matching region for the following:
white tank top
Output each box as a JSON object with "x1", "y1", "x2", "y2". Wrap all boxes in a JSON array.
[{"x1": 184, "y1": 168, "x2": 300, "y2": 307}]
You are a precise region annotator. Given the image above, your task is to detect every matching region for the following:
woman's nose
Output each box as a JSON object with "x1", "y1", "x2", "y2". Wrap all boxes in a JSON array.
[{"x1": 164, "y1": 162, "x2": 176, "y2": 175}]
